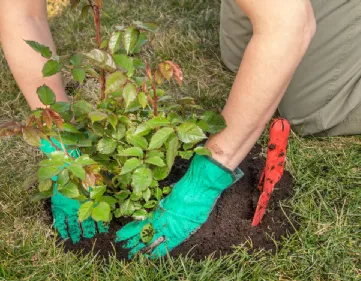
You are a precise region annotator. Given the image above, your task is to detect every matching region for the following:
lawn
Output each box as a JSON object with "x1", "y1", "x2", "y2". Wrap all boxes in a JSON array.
[{"x1": 0, "y1": 0, "x2": 360, "y2": 280}]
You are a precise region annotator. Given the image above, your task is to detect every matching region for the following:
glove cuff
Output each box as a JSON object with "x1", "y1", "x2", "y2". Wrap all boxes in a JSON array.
[{"x1": 204, "y1": 155, "x2": 244, "y2": 183}]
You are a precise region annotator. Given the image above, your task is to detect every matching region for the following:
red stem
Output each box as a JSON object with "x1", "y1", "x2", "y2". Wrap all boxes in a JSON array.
[
  {"x1": 89, "y1": 1, "x2": 106, "y2": 100},
  {"x1": 152, "y1": 82, "x2": 158, "y2": 116}
]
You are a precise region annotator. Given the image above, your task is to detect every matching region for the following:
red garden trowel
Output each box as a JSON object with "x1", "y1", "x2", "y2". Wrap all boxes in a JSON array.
[{"x1": 252, "y1": 118, "x2": 291, "y2": 227}]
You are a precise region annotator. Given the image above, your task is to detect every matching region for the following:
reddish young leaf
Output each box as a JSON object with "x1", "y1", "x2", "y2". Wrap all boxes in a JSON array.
[
  {"x1": 0, "y1": 122, "x2": 23, "y2": 137},
  {"x1": 146, "y1": 63, "x2": 153, "y2": 81},
  {"x1": 94, "y1": 0, "x2": 103, "y2": 8},
  {"x1": 165, "y1": 61, "x2": 183, "y2": 86},
  {"x1": 158, "y1": 62, "x2": 173, "y2": 81},
  {"x1": 154, "y1": 70, "x2": 163, "y2": 85},
  {"x1": 42, "y1": 108, "x2": 64, "y2": 130},
  {"x1": 42, "y1": 109, "x2": 53, "y2": 129},
  {"x1": 48, "y1": 108, "x2": 64, "y2": 130}
]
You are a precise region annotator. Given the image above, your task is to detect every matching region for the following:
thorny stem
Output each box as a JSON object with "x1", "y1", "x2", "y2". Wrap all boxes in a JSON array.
[
  {"x1": 88, "y1": 0, "x2": 106, "y2": 100},
  {"x1": 56, "y1": 130, "x2": 72, "y2": 158},
  {"x1": 152, "y1": 79, "x2": 158, "y2": 116}
]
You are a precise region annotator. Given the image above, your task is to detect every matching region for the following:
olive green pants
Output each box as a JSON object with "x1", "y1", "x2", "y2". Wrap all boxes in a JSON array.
[{"x1": 220, "y1": 0, "x2": 361, "y2": 136}]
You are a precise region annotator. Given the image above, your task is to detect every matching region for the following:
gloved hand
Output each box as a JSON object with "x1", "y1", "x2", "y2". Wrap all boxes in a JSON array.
[
  {"x1": 115, "y1": 154, "x2": 243, "y2": 258},
  {"x1": 40, "y1": 139, "x2": 108, "y2": 243}
]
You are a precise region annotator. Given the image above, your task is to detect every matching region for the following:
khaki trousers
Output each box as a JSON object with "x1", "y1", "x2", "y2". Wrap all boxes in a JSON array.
[{"x1": 220, "y1": 0, "x2": 361, "y2": 136}]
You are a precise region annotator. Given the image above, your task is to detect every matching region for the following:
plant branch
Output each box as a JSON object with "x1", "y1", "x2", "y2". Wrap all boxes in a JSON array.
[
  {"x1": 88, "y1": 0, "x2": 106, "y2": 100},
  {"x1": 152, "y1": 78, "x2": 158, "y2": 116}
]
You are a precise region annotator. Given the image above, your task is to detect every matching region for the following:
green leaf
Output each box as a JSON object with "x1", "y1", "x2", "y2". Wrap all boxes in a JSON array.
[
  {"x1": 49, "y1": 151, "x2": 68, "y2": 161},
  {"x1": 132, "y1": 33, "x2": 148, "y2": 54},
  {"x1": 140, "y1": 223, "x2": 154, "y2": 243},
  {"x1": 126, "y1": 134, "x2": 148, "y2": 150},
  {"x1": 138, "y1": 92, "x2": 148, "y2": 109},
  {"x1": 42, "y1": 60, "x2": 63, "y2": 77},
  {"x1": 70, "y1": 54, "x2": 83, "y2": 66},
  {"x1": 153, "y1": 166, "x2": 169, "y2": 181},
  {"x1": 97, "y1": 138, "x2": 117, "y2": 154},
  {"x1": 194, "y1": 146, "x2": 212, "y2": 156},
  {"x1": 134, "y1": 123, "x2": 151, "y2": 136},
  {"x1": 84, "y1": 49, "x2": 117, "y2": 72},
  {"x1": 163, "y1": 186, "x2": 172, "y2": 195},
  {"x1": 51, "y1": 102, "x2": 70, "y2": 113},
  {"x1": 92, "y1": 202, "x2": 111, "y2": 222},
  {"x1": 38, "y1": 179, "x2": 52, "y2": 192},
  {"x1": 59, "y1": 181, "x2": 80, "y2": 198},
  {"x1": 132, "y1": 209, "x2": 148, "y2": 220},
  {"x1": 74, "y1": 155, "x2": 96, "y2": 165},
  {"x1": 200, "y1": 111, "x2": 227, "y2": 134},
  {"x1": 130, "y1": 191, "x2": 142, "y2": 201},
  {"x1": 120, "y1": 199, "x2": 135, "y2": 216},
  {"x1": 166, "y1": 134, "x2": 179, "y2": 170},
  {"x1": 31, "y1": 190, "x2": 53, "y2": 202},
  {"x1": 145, "y1": 116, "x2": 170, "y2": 128},
  {"x1": 63, "y1": 123, "x2": 80, "y2": 133},
  {"x1": 113, "y1": 54, "x2": 134, "y2": 76},
  {"x1": 68, "y1": 164, "x2": 86, "y2": 180},
  {"x1": 78, "y1": 201, "x2": 94, "y2": 222},
  {"x1": 146, "y1": 150, "x2": 164, "y2": 158},
  {"x1": 123, "y1": 27, "x2": 140, "y2": 54},
  {"x1": 96, "y1": 196, "x2": 117, "y2": 206},
  {"x1": 37, "y1": 85, "x2": 56, "y2": 105},
  {"x1": 120, "y1": 158, "x2": 142, "y2": 175},
  {"x1": 37, "y1": 166, "x2": 59, "y2": 181},
  {"x1": 118, "y1": 147, "x2": 143, "y2": 158},
  {"x1": 111, "y1": 124, "x2": 126, "y2": 140},
  {"x1": 177, "y1": 122, "x2": 207, "y2": 144},
  {"x1": 71, "y1": 68, "x2": 86, "y2": 83},
  {"x1": 133, "y1": 21, "x2": 158, "y2": 32},
  {"x1": 183, "y1": 142, "x2": 194, "y2": 151},
  {"x1": 143, "y1": 188, "x2": 151, "y2": 202},
  {"x1": 131, "y1": 167, "x2": 153, "y2": 192},
  {"x1": 108, "y1": 32, "x2": 122, "y2": 54},
  {"x1": 107, "y1": 113, "x2": 118, "y2": 129},
  {"x1": 154, "y1": 187, "x2": 162, "y2": 201},
  {"x1": 148, "y1": 127, "x2": 174, "y2": 150},
  {"x1": 177, "y1": 97, "x2": 195, "y2": 105},
  {"x1": 90, "y1": 186, "x2": 106, "y2": 199},
  {"x1": 73, "y1": 101, "x2": 93, "y2": 116},
  {"x1": 123, "y1": 83, "x2": 137, "y2": 108},
  {"x1": 178, "y1": 151, "x2": 193, "y2": 160},
  {"x1": 133, "y1": 58, "x2": 146, "y2": 69},
  {"x1": 143, "y1": 200, "x2": 157, "y2": 209},
  {"x1": 89, "y1": 111, "x2": 107, "y2": 123},
  {"x1": 40, "y1": 158, "x2": 64, "y2": 167},
  {"x1": 145, "y1": 156, "x2": 165, "y2": 167},
  {"x1": 105, "y1": 71, "x2": 127, "y2": 94},
  {"x1": 57, "y1": 169, "x2": 70, "y2": 186},
  {"x1": 25, "y1": 40, "x2": 52, "y2": 58},
  {"x1": 22, "y1": 127, "x2": 41, "y2": 146},
  {"x1": 115, "y1": 190, "x2": 131, "y2": 202}
]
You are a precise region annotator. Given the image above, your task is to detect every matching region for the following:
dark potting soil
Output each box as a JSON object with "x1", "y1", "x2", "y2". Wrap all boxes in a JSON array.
[{"x1": 44, "y1": 145, "x2": 296, "y2": 261}]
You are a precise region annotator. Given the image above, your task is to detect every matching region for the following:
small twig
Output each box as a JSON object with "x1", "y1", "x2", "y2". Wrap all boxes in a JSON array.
[
  {"x1": 88, "y1": 0, "x2": 106, "y2": 100},
  {"x1": 152, "y1": 80, "x2": 158, "y2": 116},
  {"x1": 56, "y1": 130, "x2": 72, "y2": 158}
]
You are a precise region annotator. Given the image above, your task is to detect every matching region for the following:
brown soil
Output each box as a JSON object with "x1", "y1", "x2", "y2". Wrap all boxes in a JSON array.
[{"x1": 45, "y1": 145, "x2": 296, "y2": 261}]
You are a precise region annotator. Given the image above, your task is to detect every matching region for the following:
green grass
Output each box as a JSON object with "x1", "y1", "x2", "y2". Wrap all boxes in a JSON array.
[{"x1": 1, "y1": 1, "x2": 360, "y2": 280}]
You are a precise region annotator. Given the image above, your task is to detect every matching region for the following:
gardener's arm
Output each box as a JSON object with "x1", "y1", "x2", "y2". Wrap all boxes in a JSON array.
[
  {"x1": 206, "y1": 0, "x2": 316, "y2": 170},
  {"x1": 0, "y1": 0, "x2": 68, "y2": 110},
  {"x1": 117, "y1": 0, "x2": 317, "y2": 258}
]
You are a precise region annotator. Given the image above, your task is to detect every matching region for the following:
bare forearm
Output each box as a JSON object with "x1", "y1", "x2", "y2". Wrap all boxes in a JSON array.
[
  {"x1": 206, "y1": 0, "x2": 315, "y2": 170},
  {"x1": 0, "y1": 0, "x2": 68, "y2": 110}
]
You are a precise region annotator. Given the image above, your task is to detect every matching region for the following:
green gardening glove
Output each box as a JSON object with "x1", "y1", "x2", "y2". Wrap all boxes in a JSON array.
[
  {"x1": 40, "y1": 139, "x2": 108, "y2": 243},
  {"x1": 115, "y1": 154, "x2": 244, "y2": 258}
]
